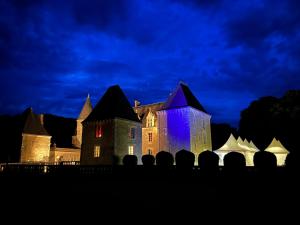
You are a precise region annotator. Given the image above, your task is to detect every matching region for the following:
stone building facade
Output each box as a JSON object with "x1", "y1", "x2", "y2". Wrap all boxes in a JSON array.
[
  {"x1": 80, "y1": 85, "x2": 142, "y2": 165},
  {"x1": 135, "y1": 83, "x2": 212, "y2": 159},
  {"x1": 20, "y1": 108, "x2": 51, "y2": 163},
  {"x1": 49, "y1": 95, "x2": 92, "y2": 163},
  {"x1": 73, "y1": 94, "x2": 93, "y2": 148},
  {"x1": 20, "y1": 95, "x2": 92, "y2": 164},
  {"x1": 49, "y1": 146, "x2": 81, "y2": 163},
  {"x1": 20, "y1": 83, "x2": 211, "y2": 165},
  {"x1": 134, "y1": 102, "x2": 164, "y2": 156}
]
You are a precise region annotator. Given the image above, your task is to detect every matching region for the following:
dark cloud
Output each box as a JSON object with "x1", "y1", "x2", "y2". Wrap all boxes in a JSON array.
[
  {"x1": 0, "y1": 0, "x2": 299, "y2": 126},
  {"x1": 73, "y1": 0, "x2": 129, "y2": 29},
  {"x1": 225, "y1": 1, "x2": 300, "y2": 48},
  {"x1": 85, "y1": 60, "x2": 132, "y2": 76},
  {"x1": 10, "y1": 0, "x2": 43, "y2": 9},
  {"x1": 171, "y1": 0, "x2": 223, "y2": 8}
]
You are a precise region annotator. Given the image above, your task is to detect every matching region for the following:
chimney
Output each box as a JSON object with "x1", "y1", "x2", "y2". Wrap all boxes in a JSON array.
[
  {"x1": 134, "y1": 100, "x2": 140, "y2": 107},
  {"x1": 39, "y1": 114, "x2": 44, "y2": 125}
]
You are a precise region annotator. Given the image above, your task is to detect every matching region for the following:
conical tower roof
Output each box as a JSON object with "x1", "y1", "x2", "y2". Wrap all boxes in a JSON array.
[
  {"x1": 23, "y1": 108, "x2": 49, "y2": 136},
  {"x1": 85, "y1": 85, "x2": 140, "y2": 122},
  {"x1": 163, "y1": 82, "x2": 206, "y2": 112},
  {"x1": 265, "y1": 138, "x2": 289, "y2": 153},
  {"x1": 78, "y1": 94, "x2": 93, "y2": 120}
]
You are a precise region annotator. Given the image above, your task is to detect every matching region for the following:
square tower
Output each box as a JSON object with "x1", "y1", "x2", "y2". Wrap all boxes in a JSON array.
[
  {"x1": 157, "y1": 83, "x2": 212, "y2": 156},
  {"x1": 80, "y1": 85, "x2": 142, "y2": 165}
]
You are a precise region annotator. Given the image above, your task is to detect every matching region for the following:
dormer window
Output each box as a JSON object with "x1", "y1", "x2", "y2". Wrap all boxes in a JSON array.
[{"x1": 146, "y1": 111, "x2": 155, "y2": 127}]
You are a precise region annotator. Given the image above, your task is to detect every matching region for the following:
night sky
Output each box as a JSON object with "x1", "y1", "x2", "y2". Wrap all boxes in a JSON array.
[{"x1": 1, "y1": 0, "x2": 300, "y2": 126}]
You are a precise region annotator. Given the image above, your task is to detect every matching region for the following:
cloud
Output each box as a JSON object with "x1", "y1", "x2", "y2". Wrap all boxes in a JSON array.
[
  {"x1": 171, "y1": 0, "x2": 223, "y2": 8},
  {"x1": 225, "y1": 1, "x2": 300, "y2": 48},
  {"x1": 73, "y1": 0, "x2": 129, "y2": 28},
  {"x1": 85, "y1": 60, "x2": 132, "y2": 76},
  {"x1": 0, "y1": 0, "x2": 299, "y2": 126}
]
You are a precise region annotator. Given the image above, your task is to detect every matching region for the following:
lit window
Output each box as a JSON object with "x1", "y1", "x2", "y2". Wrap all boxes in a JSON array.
[
  {"x1": 148, "y1": 149, "x2": 152, "y2": 155},
  {"x1": 146, "y1": 113, "x2": 155, "y2": 127},
  {"x1": 129, "y1": 127, "x2": 136, "y2": 139},
  {"x1": 128, "y1": 145, "x2": 134, "y2": 155},
  {"x1": 96, "y1": 124, "x2": 102, "y2": 138},
  {"x1": 94, "y1": 146, "x2": 100, "y2": 158},
  {"x1": 148, "y1": 132, "x2": 153, "y2": 142}
]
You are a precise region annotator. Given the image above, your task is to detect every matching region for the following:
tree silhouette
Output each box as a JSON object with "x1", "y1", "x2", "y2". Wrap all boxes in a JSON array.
[
  {"x1": 142, "y1": 154, "x2": 155, "y2": 167},
  {"x1": 156, "y1": 151, "x2": 174, "y2": 168},
  {"x1": 175, "y1": 149, "x2": 195, "y2": 171},
  {"x1": 239, "y1": 90, "x2": 299, "y2": 152},
  {"x1": 198, "y1": 150, "x2": 219, "y2": 173}
]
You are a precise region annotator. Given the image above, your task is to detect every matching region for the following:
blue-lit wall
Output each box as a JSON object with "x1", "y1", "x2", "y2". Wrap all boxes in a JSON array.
[
  {"x1": 167, "y1": 108, "x2": 191, "y2": 155},
  {"x1": 158, "y1": 107, "x2": 212, "y2": 157}
]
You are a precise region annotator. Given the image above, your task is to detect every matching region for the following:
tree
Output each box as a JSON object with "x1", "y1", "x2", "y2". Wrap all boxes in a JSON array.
[{"x1": 239, "y1": 90, "x2": 299, "y2": 152}]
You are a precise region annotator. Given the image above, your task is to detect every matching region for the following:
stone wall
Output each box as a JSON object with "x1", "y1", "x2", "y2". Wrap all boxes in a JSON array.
[
  {"x1": 49, "y1": 148, "x2": 80, "y2": 163},
  {"x1": 81, "y1": 120, "x2": 115, "y2": 165},
  {"x1": 71, "y1": 119, "x2": 84, "y2": 148},
  {"x1": 142, "y1": 127, "x2": 159, "y2": 156},
  {"x1": 114, "y1": 118, "x2": 142, "y2": 164},
  {"x1": 189, "y1": 108, "x2": 212, "y2": 156},
  {"x1": 81, "y1": 118, "x2": 142, "y2": 165},
  {"x1": 20, "y1": 134, "x2": 51, "y2": 163},
  {"x1": 158, "y1": 107, "x2": 212, "y2": 160},
  {"x1": 157, "y1": 110, "x2": 169, "y2": 152}
]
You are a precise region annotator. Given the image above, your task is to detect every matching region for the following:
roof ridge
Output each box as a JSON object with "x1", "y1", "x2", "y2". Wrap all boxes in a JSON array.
[
  {"x1": 85, "y1": 85, "x2": 140, "y2": 122},
  {"x1": 23, "y1": 108, "x2": 49, "y2": 136},
  {"x1": 163, "y1": 82, "x2": 207, "y2": 112},
  {"x1": 78, "y1": 94, "x2": 93, "y2": 120}
]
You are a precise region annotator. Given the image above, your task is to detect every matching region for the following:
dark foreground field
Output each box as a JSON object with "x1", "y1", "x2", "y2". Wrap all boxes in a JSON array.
[{"x1": 0, "y1": 165, "x2": 299, "y2": 223}]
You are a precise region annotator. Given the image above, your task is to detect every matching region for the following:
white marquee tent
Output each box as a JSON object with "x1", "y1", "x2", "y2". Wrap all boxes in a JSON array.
[
  {"x1": 214, "y1": 134, "x2": 259, "y2": 166},
  {"x1": 264, "y1": 138, "x2": 289, "y2": 166}
]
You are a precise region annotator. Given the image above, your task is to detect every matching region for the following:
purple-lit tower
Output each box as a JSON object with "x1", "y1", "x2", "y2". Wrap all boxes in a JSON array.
[{"x1": 157, "y1": 83, "x2": 212, "y2": 157}]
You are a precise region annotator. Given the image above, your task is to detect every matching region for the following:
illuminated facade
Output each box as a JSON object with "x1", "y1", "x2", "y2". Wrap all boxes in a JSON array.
[
  {"x1": 135, "y1": 83, "x2": 212, "y2": 160},
  {"x1": 72, "y1": 94, "x2": 93, "y2": 148},
  {"x1": 21, "y1": 83, "x2": 212, "y2": 165},
  {"x1": 20, "y1": 108, "x2": 51, "y2": 163},
  {"x1": 20, "y1": 95, "x2": 92, "y2": 164},
  {"x1": 157, "y1": 83, "x2": 212, "y2": 157},
  {"x1": 49, "y1": 146, "x2": 81, "y2": 163},
  {"x1": 80, "y1": 85, "x2": 142, "y2": 165},
  {"x1": 134, "y1": 102, "x2": 164, "y2": 156}
]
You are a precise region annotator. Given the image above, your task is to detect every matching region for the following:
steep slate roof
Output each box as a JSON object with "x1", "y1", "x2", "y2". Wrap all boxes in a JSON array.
[
  {"x1": 85, "y1": 85, "x2": 140, "y2": 122},
  {"x1": 23, "y1": 108, "x2": 49, "y2": 136},
  {"x1": 163, "y1": 82, "x2": 206, "y2": 112},
  {"x1": 78, "y1": 94, "x2": 93, "y2": 120}
]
